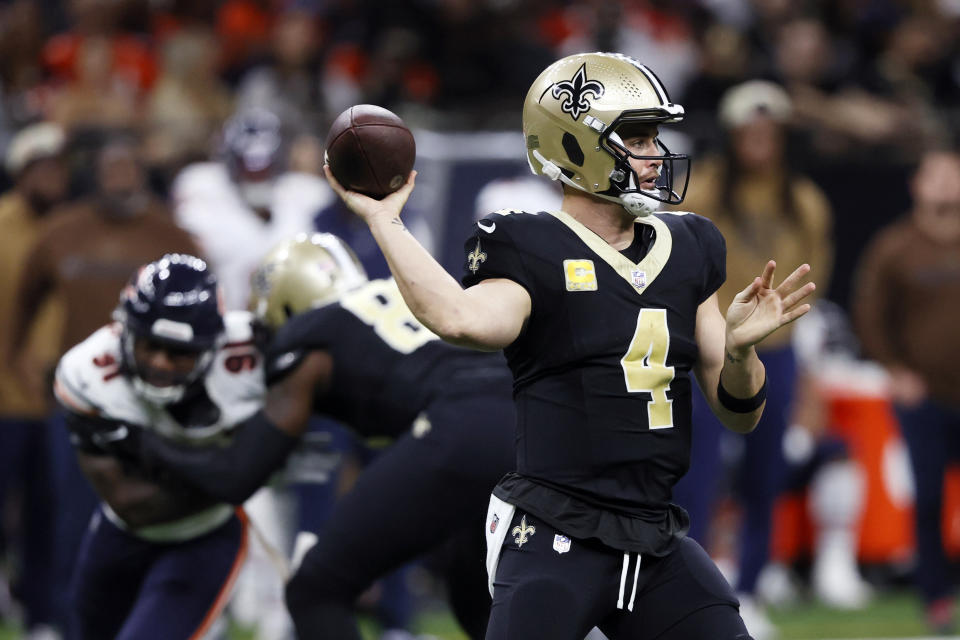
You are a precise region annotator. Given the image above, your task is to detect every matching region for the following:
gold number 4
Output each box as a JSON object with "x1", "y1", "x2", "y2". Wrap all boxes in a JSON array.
[
  {"x1": 620, "y1": 308, "x2": 675, "y2": 429},
  {"x1": 340, "y1": 280, "x2": 438, "y2": 354}
]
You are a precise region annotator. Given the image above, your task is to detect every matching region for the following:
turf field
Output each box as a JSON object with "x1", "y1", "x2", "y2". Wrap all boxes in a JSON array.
[{"x1": 0, "y1": 591, "x2": 944, "y2": 639}]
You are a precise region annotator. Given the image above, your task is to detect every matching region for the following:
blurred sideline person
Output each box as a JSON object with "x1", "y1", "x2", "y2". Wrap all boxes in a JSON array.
[
  {"x1": 669, "y1": 80, "x2": 835, "y2": 637},
  {"x1": 172, "y1": 106, "x2": 333, "y2": 310},
  {"x1": 54, "y1": 255, "x2": 254, "y2": 639},
  {"x1": 9, "y1": 134, "x2": 200, "y2": 635},
  {"x1": 84, "y1": 233, "x2": 517, "y2": 640},
  {"x1": 853, "y1": 150, "x2": 960, "y2": 635},
  {"x1": 324, "y1": 52, "x2": 815, "y2": 640},
  {"x1": 0, "y1": 122, "x2": 69, "y2": 639},
  {"x1": 171, "y1": 106, "x2": 333, "y2": 638}
]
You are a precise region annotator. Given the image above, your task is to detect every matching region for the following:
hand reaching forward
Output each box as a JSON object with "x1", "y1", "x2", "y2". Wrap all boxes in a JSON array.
[
  {"x1": 324, "y1": 164, "x2": 417, "y2": 226},
  {"x1": 725, "y1": 261, "x2": 815, "y2": 355}
]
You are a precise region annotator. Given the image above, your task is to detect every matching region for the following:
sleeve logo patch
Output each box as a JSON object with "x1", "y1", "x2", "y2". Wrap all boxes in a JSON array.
[
  {"x1": 467, "y1": 239, "x2": 488, "y2": 274},
  {"x1": 563, "y1": 259, "x2": 598, "y2": 291}
]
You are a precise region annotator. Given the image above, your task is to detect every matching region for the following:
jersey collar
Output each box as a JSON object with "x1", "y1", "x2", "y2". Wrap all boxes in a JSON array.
[{"x1": 547, "y1": 210, "x2": 673, "y2": 296}]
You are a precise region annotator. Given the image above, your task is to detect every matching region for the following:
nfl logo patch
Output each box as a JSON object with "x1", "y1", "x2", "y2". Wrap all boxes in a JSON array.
[
  {"x1": 490, "y1": 514, "x2": 500, "y2": 534},
  {"x1": 553, "y1": 534, "x2": 571, "y2": 554},
  {"x1": 630, "y1": 269, "x2": 647, "y2": 289}
]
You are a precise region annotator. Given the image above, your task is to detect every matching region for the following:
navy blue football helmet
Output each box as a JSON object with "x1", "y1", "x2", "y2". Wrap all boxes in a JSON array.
[
  {"x1": 222, "y1": 107, "x2": 286, "y2": 209},
  {"x1": 114, "y1": 254, "x2": 225, "y2": 404}
]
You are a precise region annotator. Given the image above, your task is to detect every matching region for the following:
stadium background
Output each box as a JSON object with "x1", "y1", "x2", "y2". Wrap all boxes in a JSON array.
[{"x1": 1, "y1": 0, "x2": 959, "y2": 638}]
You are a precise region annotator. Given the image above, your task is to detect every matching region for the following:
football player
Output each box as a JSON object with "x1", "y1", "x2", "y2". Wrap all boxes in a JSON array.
[
  {"x1": 87, "y1": 233, "x2": 516, "y2": 640},
  {"x1": 322, "y1": 52, "x2": 817, "y2": 640},
  {"x1": 53, "y1": 254, "x2": 261, "y2": 639}
]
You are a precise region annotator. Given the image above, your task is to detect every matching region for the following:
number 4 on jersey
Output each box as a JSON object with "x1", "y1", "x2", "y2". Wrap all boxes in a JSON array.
[{"x1": 620, "y1": 308, "x2": 675, "y2": 429}]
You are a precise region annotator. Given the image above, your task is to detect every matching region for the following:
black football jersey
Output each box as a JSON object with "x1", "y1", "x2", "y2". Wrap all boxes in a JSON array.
[
  {"x1": 267, "y1": 278, "x2": 511, "y2": 439},
  {"x1": 462, "y1": 209, "x2": 725, "y2": 554}
]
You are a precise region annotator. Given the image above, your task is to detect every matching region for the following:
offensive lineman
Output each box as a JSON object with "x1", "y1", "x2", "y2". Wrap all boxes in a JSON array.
[
  {"x1": 53, "y1": 254, "x2": 260, "y2": 639},
  {"x1": 322, "y1": 52, "x2": 817, "y2": 639},
  {"x1": 87, "y1": 233, "x2": 516, "y2": 639}
]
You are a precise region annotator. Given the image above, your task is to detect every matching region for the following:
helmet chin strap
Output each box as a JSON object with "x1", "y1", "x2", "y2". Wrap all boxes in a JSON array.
[{"x1": 530, "y1": 150, "x2": 658, "y2": 218}]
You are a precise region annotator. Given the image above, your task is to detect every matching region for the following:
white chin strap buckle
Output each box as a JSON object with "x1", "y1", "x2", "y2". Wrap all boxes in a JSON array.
[{"x1": 619, "y1": 192, "x2": 658, "y2": 217}]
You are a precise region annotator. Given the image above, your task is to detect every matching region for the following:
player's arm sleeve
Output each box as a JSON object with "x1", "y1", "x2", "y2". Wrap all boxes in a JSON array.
[
  {"x1": 137, "y1": 410, "x2": 300, "y2": 505},
  {"x1": 135, "y1": 345, "x2": 321, "y2": 505},
  {"x1": 461, "y1": 216, "x2": 536, "y2": 300},
  {"x1": 695, "y1": 216, "x2": 727, "y2": 304}
]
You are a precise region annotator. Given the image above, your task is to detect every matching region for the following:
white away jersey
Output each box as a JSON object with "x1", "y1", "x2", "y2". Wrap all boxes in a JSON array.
[
  {"x1": 172, "y1": 162, "x2": 334, "y2": 310},
  {"x1": 54, "y1": 311, "x2": 265, "y2": 444}
]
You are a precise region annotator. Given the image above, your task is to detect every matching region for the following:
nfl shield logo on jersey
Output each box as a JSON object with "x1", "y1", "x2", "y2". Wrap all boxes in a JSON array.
[
  {"x1": 490, "y1": 513, "x2": 500, "y2": 534},
  {"x1": 630, "y1": 269, "x2": 647, "y2": 289},
  {"x1": 553, "y1": 534, "x2": 571, "y2": 554}
]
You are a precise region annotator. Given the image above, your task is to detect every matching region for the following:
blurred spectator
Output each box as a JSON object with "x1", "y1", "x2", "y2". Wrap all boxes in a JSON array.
[
  {"x1": 145, "y1": 27, "x2": 233, "y2": 185},
  {"x1": 853, "y1": 150, "x2": 960, "y2": 635},
  {"x1": 9, "y1": 135, "x2": 200, "y2": 635},
  {"x1": 172, "y1": 107, "x2": 333, "y2": 309},
  {"x1": 0, "y1": 122, "x2": 69, "y2": 640},
  {"x1": 773, "y1": 16, "x2": 939, "y2": 164},
  {"x1": 42, "y1": 0, "x2": 156, "y2": 95},
  {"x1": 670, "y1": 79, "x2": 833, "y2": 639},
  {"x1": 0, "y1": 1, "x2": 50, "y2": 137},
  {"x1": 215, "y1": 0, "x2": 275, "y2": 84},
  {"x1": 235, "y1": 9, "x2": 325, "y2": 135},
  {"x1": 557, "y1": 1, "x2": 700, "y2": 101},
  {"x1": 47, "y1": 36, "x2": 143, "y2": 134}
]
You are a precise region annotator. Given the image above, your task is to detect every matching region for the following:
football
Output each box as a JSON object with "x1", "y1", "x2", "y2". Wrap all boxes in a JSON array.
[{"x1": 324, "y1": 104, "x2": 416, "y2": 199}]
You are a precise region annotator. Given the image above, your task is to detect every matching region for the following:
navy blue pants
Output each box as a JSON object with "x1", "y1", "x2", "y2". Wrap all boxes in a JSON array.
[
  {"x1": 71, "y1": 508, "x2": 248, "y2": 640},
  {"x1": 0, "y1": 417, "x2": 55, "y2": 628},
  {"x1": 895, "y1": 398, "x2": 960, "y2": 604},
  {"x1": 47, "y1": 410, "x2": 100, "y2": 636},
  {"x1": 487, "y1": 511, "x2": 749, "y2": 640},
  {"x1": 673, "y1": 345, "x2": 796, "y2": 594},
  {"x1": 287, "y1": 384, "x2": 516, "y2": 640}
]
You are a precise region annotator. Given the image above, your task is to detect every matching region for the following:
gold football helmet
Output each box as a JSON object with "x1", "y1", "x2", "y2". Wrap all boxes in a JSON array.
[
  {"x1": 249, "y1": 232, "x2": 368, "y2": 329},
  {"x1": 523, "y1": 52, "x2": 689, "y2": 216}
]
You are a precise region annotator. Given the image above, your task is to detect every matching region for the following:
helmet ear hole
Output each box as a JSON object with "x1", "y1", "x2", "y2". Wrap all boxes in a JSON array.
[{"x1": 562, "y1": 133, "x2": 584, "y2": 167}]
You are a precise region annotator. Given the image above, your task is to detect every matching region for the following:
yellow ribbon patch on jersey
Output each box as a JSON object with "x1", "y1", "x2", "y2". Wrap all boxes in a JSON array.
[{"x1": 563, "y1": 259, "x2": 598, "y2": 291}]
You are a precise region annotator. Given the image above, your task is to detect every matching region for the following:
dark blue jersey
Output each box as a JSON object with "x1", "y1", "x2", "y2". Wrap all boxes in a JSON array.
[
  {"x1": 462, "y1": 209, "x2": 725, "y2": 554},
  {"x1": 267, "y1": 278, "x2": 511, "y2": 439}
]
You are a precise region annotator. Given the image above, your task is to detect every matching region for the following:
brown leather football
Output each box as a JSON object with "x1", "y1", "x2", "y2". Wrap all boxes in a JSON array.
[{"x1": 324, "y1": 104, "x2": 416, "y2": 199}]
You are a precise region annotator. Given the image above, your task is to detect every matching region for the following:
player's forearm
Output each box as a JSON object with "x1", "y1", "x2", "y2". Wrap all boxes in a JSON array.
[
  {"x1": 367, "y1": 215, "x2": 482, "y2": 346},
  {"x1": 77, "y1": 451, "x2": 214, "y2": 528},
  {"x1": 139, "y1": 410, "x2": 299, "y2": 505},
  {"x1": 716, "y1": 344, "x2": 766, "y2": 433}
]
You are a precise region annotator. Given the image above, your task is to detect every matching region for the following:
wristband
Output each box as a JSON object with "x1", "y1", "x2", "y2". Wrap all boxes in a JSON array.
[{"x1": 717, "y1": 376, "x2": 767, "y2": 413}]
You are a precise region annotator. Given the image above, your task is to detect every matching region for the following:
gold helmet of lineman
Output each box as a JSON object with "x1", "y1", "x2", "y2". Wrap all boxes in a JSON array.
[
  {"x1": 523, "y1": 52, "x2": 690, "y2": 217},
  {"x1": 249, "y1": 232, "x2": 368, "y2": 329}
]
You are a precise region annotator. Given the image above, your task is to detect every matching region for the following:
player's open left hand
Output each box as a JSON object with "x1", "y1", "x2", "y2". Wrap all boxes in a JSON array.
[
  {"x1": 323, "y1": 164, "x2": 417, "y2": 226},
  {"x1": 725, "y1": 260, "x2": 815, "y2": 353}
]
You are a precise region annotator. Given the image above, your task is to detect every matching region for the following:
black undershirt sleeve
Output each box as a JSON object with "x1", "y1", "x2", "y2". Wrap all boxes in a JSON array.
[{"x1": 137, "y1": 410, "x2": 300, "y2": 505}]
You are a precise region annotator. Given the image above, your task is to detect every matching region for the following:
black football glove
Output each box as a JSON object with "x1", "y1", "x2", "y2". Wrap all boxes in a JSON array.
[{"x1": 64, "y1": 411, "x2": 144, "y2": 462}]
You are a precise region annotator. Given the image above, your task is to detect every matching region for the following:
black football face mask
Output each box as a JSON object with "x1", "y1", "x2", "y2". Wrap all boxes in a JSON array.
[{"x1": 600, "y1": 117, "x2": 691, "y2": 207}]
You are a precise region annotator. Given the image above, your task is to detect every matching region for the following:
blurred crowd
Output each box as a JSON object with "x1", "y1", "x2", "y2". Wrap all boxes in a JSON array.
[{"x1": 2, "y1": 0, "x2": 960, "y2": 638}]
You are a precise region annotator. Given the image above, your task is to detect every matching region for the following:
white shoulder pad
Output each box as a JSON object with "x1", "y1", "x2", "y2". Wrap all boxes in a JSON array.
[
  {"x1": 658, "y1": 210, "x2": 691, "y2": 216},
  {"x1": 205, "y1": 311, "x2": 266, "y2": 428},
  {"x1": 53, "y1": 325, "x2": 148, "y2": 425},
  {"x1": 273, "y1": 172, "x2": 334, "y2": 212},
  {"x1": 171, "y1": 162, "x2": 230, "y2": 202}
]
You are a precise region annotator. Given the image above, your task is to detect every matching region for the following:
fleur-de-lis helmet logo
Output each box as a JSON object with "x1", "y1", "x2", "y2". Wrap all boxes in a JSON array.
[{"x1": 550, "y1": 63, "x2": 605, "y2": 121}]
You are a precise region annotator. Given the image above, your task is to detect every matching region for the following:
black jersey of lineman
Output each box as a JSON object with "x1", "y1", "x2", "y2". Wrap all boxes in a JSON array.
[
  {"x1": 462, "y1": 209, "x2": 725, "y2": 555},
  {"x1": 266, "y1": 278, "x2": 511, "y2": 440}
]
